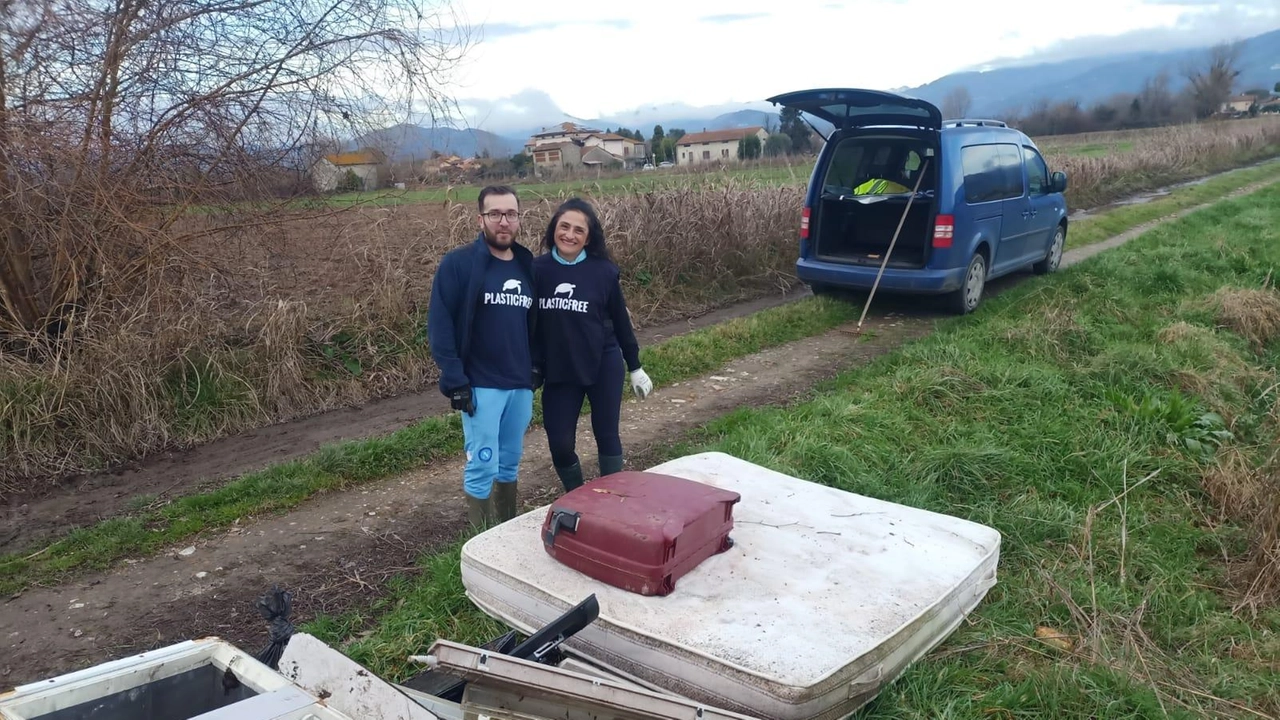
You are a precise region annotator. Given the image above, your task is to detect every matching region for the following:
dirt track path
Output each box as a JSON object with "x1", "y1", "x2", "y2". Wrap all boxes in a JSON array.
[
  {"x1": 2, "y1": 173, "x2": 1278, "y2": 686},
  {"x1": 0, "y1": 305, "x2": 934, "y2": 684},
  {"x1": 0, "y1": 292, "x2": 806, "y2": 553}
]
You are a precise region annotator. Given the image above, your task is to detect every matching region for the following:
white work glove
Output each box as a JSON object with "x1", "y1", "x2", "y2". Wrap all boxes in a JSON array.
[{"x1": 630, "y1": 368, "x2": 653, "y2": 399}]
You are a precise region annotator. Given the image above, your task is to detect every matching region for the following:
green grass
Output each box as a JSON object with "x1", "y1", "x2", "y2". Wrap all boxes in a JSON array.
[
  {"x1": 302, "y1": 162, "x2": 815, "y2": 208},
  {"x1": 1070, "y1": 140, "x2": 1137, "y2": 157},
  {"x1": 0, "y1": 297, "x2": 859, "y2": 597},
  {"x1": 315, "y1": 184, "x2": 1280, "y2": 716},
  {"x1": 668, "y1": 187, "x2": 1280, "y2": 717},
  {"x1": 1066, "y1": 157, "x2": 1280, "y2": 251}
]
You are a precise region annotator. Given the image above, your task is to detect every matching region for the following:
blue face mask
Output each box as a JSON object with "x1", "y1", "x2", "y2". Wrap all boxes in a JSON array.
[{"x1": 553, "y1": 246, "x2": 587, "y2": 265}]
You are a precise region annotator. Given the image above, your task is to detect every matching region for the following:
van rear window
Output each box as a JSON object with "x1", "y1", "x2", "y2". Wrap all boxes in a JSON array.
[{"x1": 821, "y1": 137, "x2": 934, "y2": 196}]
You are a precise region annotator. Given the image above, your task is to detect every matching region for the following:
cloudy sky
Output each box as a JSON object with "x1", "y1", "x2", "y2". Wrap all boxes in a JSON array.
[{"x1": 436, "y1": 0, "x2": 1278, "y2": 134}]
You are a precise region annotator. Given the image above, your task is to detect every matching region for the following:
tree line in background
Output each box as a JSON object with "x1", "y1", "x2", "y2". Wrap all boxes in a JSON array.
[{"x1": 940, "y1": 43, "x2": 1276, "y2": 138}]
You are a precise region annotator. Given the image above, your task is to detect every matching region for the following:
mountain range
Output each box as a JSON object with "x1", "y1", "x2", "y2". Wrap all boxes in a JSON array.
[
  {"x1": 905, "y1": 27, "x2": 1280, "y2": 119},
  {"x1": 351, "y1": 28, "x2": 1280, "y2": 162}
]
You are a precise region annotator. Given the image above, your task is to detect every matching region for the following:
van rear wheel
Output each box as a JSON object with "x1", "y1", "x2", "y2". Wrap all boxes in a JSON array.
[
  {"x1": 945, "y1": 253, "x2": 986, "y2": 315},
  {"x1": 1033, "y1": 225, "x2": 1065, "y2": 275}
]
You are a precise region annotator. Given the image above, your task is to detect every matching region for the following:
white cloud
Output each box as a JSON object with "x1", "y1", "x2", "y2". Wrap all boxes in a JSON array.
[
  {"x1": 978, "y1": 0, "x2": 1278, "y2": 68},
  {"x1": 434, "y1": 0, "x2": 1278, "y2": 135}
]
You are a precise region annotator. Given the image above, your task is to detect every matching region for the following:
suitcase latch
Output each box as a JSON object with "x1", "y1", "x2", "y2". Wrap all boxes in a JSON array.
[{"x1": 544, "y1": 509, "x2": 581, "y2": 547}]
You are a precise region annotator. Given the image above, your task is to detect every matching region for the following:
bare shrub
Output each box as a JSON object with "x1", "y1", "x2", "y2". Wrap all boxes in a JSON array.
[{"x1": 0, "y1": 0, "x2": 473, "y2": 346}]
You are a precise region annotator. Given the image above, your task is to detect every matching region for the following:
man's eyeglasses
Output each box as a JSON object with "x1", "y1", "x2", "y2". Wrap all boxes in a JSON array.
[{"x1": 482, "y1": 211, "x2": 520, "y2": 223}]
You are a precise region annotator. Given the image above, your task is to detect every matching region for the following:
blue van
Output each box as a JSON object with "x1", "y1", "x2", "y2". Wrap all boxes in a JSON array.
[{"x1": 766, "y1": 88, "x2": 1070, "y2": 314}]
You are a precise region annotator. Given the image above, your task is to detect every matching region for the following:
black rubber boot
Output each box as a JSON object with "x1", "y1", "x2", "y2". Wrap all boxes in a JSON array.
[
  {"x1": 598, "y1": 454, "x2": 624, "y2": 477},
  {"x1": 493, "y1": 481, "x2": 519, "y2": 523},
  {"x1": 555, "y1": 462, "x2": 585, "y2": 492},
  {"x1": 466, "y1": 493, "x2": 494, "y2": 530}
]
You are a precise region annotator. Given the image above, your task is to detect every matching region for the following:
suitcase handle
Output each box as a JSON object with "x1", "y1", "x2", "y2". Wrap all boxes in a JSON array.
[{"x1": 543, "y1": 509, "x2": 581, "y2": 547}]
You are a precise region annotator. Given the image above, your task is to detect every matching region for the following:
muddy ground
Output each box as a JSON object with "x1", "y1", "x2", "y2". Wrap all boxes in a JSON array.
[{"x1": 2, "y1": 174, "x2": 1278, "y2": 685}]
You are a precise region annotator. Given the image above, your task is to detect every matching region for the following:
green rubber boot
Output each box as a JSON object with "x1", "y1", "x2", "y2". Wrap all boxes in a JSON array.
[
  {"x1": 598, "y1": 454, "x2": 624, "y2": 478},
  {"x1": 466, "y1": 493, "x2": 494, "y2": 530},
  {"x1": 555, "y1": 462, "x2": 585, "y2": 492},
  {"x1": 493, "y1": 481, "x2": 519, "y2": 523}
]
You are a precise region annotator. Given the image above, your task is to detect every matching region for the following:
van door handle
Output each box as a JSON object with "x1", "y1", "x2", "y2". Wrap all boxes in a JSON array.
[{"x1": 1021, "y1": 210, "x2": 1031, "y2": 219}]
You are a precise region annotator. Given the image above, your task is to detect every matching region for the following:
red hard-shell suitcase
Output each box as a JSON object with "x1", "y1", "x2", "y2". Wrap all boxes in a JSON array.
[{"x1": 541, "y1": 471, "x2": 741, "y2": 597}]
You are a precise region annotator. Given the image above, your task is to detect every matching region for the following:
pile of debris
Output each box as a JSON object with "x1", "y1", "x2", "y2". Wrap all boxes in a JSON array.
[{"x1": 0, "y1": 451, "x2": 1003, "y2": 720}]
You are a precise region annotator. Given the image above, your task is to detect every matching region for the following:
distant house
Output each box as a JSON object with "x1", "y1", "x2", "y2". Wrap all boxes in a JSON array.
[
  {"x1": 1220, "y1": 94, "x2": 1258, "y2": 114},
  {"x1": 583, "y1": 133, "x2": 646, "y2": 167},
  {"x1": 675, "y1": 127, "x2": 770, "y2": 165},
  {"x1": 521, "y1": 122, "x2": 651, "y2": 173},
  {"x1": 311, "y1": 148, "x2": 389, "y2": 192},
  {"x1": 581, "y1": 146, "x2": 625, "y2": 170},
  {"x1": 1260, "y1": 97, "x2": 1280, "y2": 114},
  {"x1": 525, "y1": 122, "x2": 602, "y2": 154},
  {"x1": 428, "y1": 154, "x2": 483, "y2": 181},
  {"x1": 530, "y1": 142, "x2": 583, "y2": 171}
]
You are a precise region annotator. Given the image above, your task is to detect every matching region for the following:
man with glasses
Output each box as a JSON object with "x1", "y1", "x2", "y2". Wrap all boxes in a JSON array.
[{"x1": 428, "y1": 185, "x2": 541, "y2": 529}]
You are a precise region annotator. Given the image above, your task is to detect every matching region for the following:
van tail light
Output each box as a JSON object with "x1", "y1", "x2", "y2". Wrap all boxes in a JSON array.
[
  {"x1": 932, "y1": 214, "x2": 954, "y2": 248},
  {"x1": 800, "y1": 206, "x2": 810, "y2": 239}
]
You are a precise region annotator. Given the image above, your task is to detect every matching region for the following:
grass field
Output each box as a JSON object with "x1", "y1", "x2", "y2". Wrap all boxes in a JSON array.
[
  {"x1": 1056, "y1": 140, "x2": 1137, "y2": 157},
  {"x1": 311, "y1": 161, "x2": 816, "y2": 207},
  {"x1": 308, "y1": 183, "x2": 1280, "y2": 718}
]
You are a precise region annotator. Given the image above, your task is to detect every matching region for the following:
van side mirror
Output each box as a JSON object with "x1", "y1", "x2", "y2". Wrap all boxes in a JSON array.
[{"x1": 1051, "y1": 171, "x2": 1068, "y2": 193}]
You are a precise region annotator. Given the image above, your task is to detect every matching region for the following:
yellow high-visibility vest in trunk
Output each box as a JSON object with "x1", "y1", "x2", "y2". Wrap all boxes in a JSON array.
[{"x1": 852, "y1": 178, "x2": 911, "y2": 195}]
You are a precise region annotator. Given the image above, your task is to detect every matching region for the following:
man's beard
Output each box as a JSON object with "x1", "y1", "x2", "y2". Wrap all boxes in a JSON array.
[{"x1": 483, "y1": 228, "x2": 514, "y2": 251}]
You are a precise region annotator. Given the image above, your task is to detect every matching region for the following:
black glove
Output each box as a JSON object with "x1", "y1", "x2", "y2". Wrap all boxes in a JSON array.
[
  {"x1": 531, "y1": 366, "x2": 544, "y2": 391},
  {"x1": 450, "y1": 385, "x2": 475, "y2": 415}
]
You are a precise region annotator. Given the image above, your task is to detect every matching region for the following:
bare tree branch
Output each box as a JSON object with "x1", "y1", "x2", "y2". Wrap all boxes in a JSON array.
[
  {"x1": 0, "y1": 0, "x2": 474, "y2": 341},
  {"x1": 1183, "y1": 42, "x2": 1242, "y2": 120}
]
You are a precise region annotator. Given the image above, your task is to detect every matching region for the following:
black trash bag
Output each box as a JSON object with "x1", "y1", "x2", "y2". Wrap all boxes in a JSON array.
[{"x1": 254, "y1": 584, "x2": 295, "y2": 670}]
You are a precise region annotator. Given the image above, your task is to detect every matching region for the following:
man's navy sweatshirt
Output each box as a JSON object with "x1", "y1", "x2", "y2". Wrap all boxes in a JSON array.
[
  {"x1": 427, "y1": 234, "x2": 539, "y2": 396},
  {"x1": 532, "y1": 251, "x2": 641, "y2": 387}
]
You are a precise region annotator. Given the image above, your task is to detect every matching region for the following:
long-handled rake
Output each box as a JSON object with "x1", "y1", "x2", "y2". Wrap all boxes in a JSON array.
[{"x1": 854, "y1": 156, "x2": 931, "y2": 335}]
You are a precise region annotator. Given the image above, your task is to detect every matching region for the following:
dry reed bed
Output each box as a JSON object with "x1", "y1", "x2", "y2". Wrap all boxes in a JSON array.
[
  {"x1": 0, "y1": 183, "x2": 803, "y2": 488},
  {"x1": 3, "y1": 119, "x2": 1280, "y2": 491},
  {"x1": 1045, "y1": 117, "x2": 1280, "y2": 208}
]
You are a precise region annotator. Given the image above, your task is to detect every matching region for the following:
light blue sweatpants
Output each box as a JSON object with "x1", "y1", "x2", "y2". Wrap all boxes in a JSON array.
[{"x1": 461, "y1": 387, "x2": 534, "y2": 499}]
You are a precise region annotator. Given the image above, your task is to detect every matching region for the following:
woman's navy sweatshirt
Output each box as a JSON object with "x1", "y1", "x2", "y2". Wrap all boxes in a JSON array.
[{"x1": 532, "y1": 250, "x2": 641, "y2": 386}]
